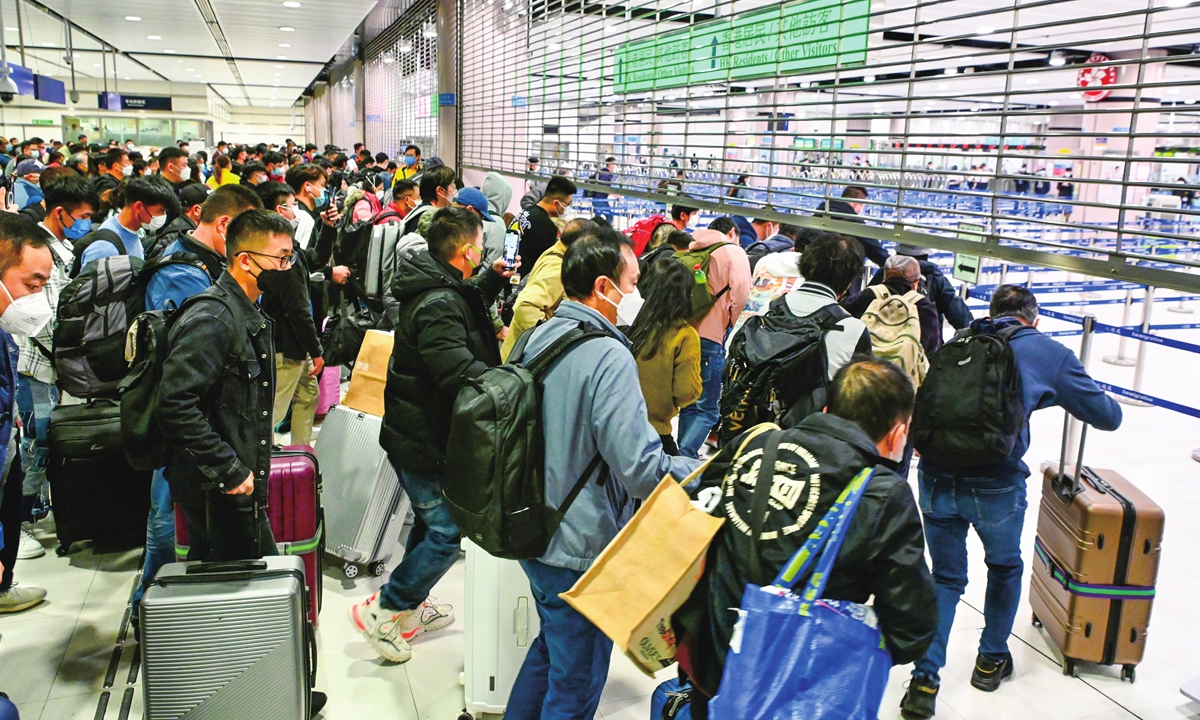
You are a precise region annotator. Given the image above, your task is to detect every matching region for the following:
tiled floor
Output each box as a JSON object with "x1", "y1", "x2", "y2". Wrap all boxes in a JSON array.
[{"x1": 4, "y1": 284, "x2": 1200, "y2": 719}]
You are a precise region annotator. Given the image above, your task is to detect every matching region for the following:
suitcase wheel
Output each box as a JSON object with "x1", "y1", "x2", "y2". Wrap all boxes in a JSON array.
[
  {"x1": 55, "y1": 543, "x2": 71, "y2": 557},
  {"x1": 1063, "y1": 659, "x2": 1079, "y2": 678},
  {"x1": 458, "y1": 712, "x2": 474, "y2": 720},
  {"x1": 1031, "y1": 613, "x2": 1042, "y2": 629},
  {"x1": 1121, "y1": 665, "x2": 1136, "y2": 683},
  {"x1": 369, "y1": 561, "x2": 387, "y2": 577},
  {"x1": 342, "y1": 562, "x2": 359, "y2": 580}
]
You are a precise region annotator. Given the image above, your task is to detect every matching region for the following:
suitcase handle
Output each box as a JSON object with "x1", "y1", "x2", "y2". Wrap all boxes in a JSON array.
[
  {"x1": 1054, "y1": 411, "x2": 1089, "y2": 503},
  {"x1": 186, "y1": 560, "x2": 268, "y2": 575}
]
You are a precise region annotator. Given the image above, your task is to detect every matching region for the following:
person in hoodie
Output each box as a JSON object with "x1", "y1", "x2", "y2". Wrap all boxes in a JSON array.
[
  {"x1": 480, "y1": 172, "x2": 513, "y2": 267},
  {"x1": 12, "y1": 161, "x2": 43, "y2": 211},
  {"x1": 506, "y1": 227, "x2": 701, "y2": 719},
  {"x1": 676, "y1": 227, "x2": 751, "y2": 458},
  {"x1": 817, "y1": 186, "x2": 888, "y2": 267},
  {"x1": 350, "y1": 207, "x2": 518, "y2": 665}
]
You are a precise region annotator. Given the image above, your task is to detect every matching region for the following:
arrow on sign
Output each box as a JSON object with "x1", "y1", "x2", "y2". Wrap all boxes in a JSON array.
[{"x1": 957, "y1": 264, "x2": 977, "y2": 273}]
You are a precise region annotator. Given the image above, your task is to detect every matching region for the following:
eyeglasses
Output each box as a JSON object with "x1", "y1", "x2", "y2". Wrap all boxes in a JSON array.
[{"x1": 242, "y1": 250, "x2": 298, "y2": 268}]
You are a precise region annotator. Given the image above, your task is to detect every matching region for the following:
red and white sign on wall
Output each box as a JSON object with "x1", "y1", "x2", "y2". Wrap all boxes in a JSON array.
[{"x1": 1077, "y1": 53, "x2": 1118, "y2": 102}]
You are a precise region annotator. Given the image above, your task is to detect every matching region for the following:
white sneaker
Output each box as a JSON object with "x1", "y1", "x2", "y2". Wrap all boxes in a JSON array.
[
  {"x1": 17, "y1": 525, "x2": 44, "y2": 560},
  {"x1": 348, "y1": 594, "x2": 455, "y2": 663},
  {"x1": 0, "y1": 584, "x2": 46, "y2": 613}
]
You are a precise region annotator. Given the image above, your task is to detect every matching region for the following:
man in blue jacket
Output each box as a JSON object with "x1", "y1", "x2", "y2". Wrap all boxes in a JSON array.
[
  {"x1": 506, "y1": 227, "x2": 702, "y2": 720},
  {"x1": 902, "y1": 285, "x2": 1123, "y2": 718}
]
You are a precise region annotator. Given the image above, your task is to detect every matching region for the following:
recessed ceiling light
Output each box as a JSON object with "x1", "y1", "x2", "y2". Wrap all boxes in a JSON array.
[
  {"x1": 92, "y1": 63, "x2": 101, "y2": 67},
  {"x1": 45, "y1": 71, "x2": 53, "y2": 76},
  {"x1": 125, "y1": 15, "x2": 141, "y2": 21},
  {"x1": 976, "y1": 26, "x2": 995, "y2": 34},
  {"x1": 125, "y1": 76, "x2": 132, "y2": 80},
  {"x1": 277, "y1": 55, "x2": 287, "y2": 60},
  {"x1": 40, "y1": 42, "x2": 53, "y2": 47},
  {"x1": 863, "y1": 75, "x2": 875, "y2": 83},
  {"x1": 283, "y1": 0, "x2": 301, "y2": 6},
  {"x1": 279, "y1": 43, "x2": 290, "y2": 48},
  {"x1": 3, "y1": 27, "x2": 15, "y2": 32},
  {"x1": 148, "y1": 35, "x2": 161, "y2": 40},
  {"x1": 279, "y1": 26, "x2": 295, "y2": 31},
  {"x1": 72, "y1": 52, "x2": 81, "y2": 57},
  {"x1": 164, "y1": 49, "x2": 175, "y2": 53},
  {"x1": 1186, "y1": 99, "x2": 1197, "y2": 104},
  {"x1": 275, "y1": 64, "x2": 284, "y2": 68},
  {"x1": 1049, "y1": 100, "x2": 1059, "y2": 106}
]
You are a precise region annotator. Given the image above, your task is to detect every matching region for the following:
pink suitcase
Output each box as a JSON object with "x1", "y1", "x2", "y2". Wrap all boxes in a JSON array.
[
  {"x1": 175, "y1": 445, "x2": 324, "y2": 625},
  {"x1": 316, "y1": 365, "x2": 340, "y2": 417}
]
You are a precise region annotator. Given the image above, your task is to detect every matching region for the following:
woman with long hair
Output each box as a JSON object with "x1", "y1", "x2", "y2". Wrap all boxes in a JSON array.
[
  {"x1": 206, "y1": 153, "x2": 239, "y2": 189},
  {"x1": 627, "y1": 258, "x2": 703, "y2": 455}
]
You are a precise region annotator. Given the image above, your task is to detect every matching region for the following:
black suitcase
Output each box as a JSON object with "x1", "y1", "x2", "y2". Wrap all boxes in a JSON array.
[{"x1": 47, "y1": 400, "x2": 152, "y2": 555}]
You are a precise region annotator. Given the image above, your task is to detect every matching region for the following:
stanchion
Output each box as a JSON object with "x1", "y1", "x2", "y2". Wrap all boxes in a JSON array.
[
  {"x1": 1116, "y1": 286, "x2": 1154, "y2": 407},
  {"x1": 999, "y1": 263, "x2": 1008, "y2": 286},
  {"x1": 1103, "y1": 289, "x2": 1137, "y2": 366},
  {"x1": 1025, "y1": 268, "x2": 1035, "y2": 287},
  {"x1": 1065, "y1": 314, "x2": 1096, "y2": 459}
]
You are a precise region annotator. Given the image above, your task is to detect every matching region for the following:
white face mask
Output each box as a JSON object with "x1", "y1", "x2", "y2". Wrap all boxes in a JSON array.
[
  {"x1": 146, "y1": 213, "x2": 168, "y2": 232},
  {"x1": 0, "y1": 280, "x2": 52, "y2": 337},
  {"x1": 178, "y1": 165, "x2": 192, "y2": 181},
  {"x1": 600, "y1": 280, "x2": 644, "y2": 326},
  {"x1": 122, "y1": 163, "x2": 134, "y2": 177}
]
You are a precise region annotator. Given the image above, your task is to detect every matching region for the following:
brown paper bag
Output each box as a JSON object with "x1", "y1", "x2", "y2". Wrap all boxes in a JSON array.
[
  {"x1": 341, "y1": 330, "x2": 393, "y2": 417},
  {"x1": 560, "y1": 425, "x2": 776, "y2": 676}
]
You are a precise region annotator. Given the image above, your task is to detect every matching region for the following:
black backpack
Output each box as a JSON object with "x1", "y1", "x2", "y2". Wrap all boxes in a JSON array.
[
  {"x1": 442, "y1": 323, "x2": 612, "y2": 559},
  {"x1": 910, "y1": 324, "x2": 1026, "y2": 468},
  {"x1": 54, "y1": 252, "x2": 210, "y2": 400},
  {"x1": 718, "y1": 300, "x2": 846, "y2": 446},
  {"x1": 118, "y1": 293, "x2": 234, "y2": 471}
]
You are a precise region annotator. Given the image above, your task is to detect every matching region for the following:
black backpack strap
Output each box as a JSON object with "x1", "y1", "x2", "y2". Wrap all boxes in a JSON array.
[
  {"x1": 522, "y1": 322, "x2": 613, "y2": 378},
  {"x1": 747, "y1": 432, "x2": 782, "y2": 587},
  {"x1": 995, "y1": 323, "x2": 1024, "y2": 342},
  {"x1": 809, "y1": 303, "x2": 849, "y2": 332},
  {"x1": 553, "y1": 450, "x2": 609, "y2": 519},
  {"x1": 69, "y1": 228, "x2": 125, "y2": 276}
]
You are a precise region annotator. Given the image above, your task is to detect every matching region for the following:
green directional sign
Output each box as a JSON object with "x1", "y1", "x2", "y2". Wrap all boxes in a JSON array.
[
  {"x1": 612, "y1": 0, "x2": 870, "y2": 93},
  {"x1": 954, "y1": 222, "x2": 986, "y2": 285}
]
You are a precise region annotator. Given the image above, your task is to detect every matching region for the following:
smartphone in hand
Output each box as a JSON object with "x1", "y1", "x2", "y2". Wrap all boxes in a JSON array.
[{"x1": 502, "y1": 233, "x2": 520, "y2": 269}]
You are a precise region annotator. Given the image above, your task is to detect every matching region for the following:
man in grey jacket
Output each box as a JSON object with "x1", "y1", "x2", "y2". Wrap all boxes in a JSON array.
[{"x1": 506, "y1": 227, "x2": 702, "y2": 719}]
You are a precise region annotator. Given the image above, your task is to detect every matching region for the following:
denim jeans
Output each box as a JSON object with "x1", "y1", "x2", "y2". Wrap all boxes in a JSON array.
[
  {"x1": 16, "y1": 375, "x2": 56, "y2": 517},
  {"x1": 677, "y1": 338, "x2": 725, "y2": 458},
  {"x1": 131, "y1": 469, "x2": 175, "y2": 613},
  {"x1": 912, "y1": 467, "x2": 1028, "y2": 683},
  {"x1": 379, "y1": 460, "x2": 462, "y2": 612},
  {"x1": 507, "y1": 559, "x2": 613, "y2": 720}
]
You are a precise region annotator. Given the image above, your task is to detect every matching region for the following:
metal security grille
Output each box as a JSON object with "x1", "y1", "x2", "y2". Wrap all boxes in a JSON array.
[
  {"x1": 329, "y1": 69, "x2": 362, "y2": 151},
  {"x1": 458, "y1": 0, "x2": 1200, "y2": 291},
  {"x1": 363, "y1": 0, "x2": 440, "y2": 160}
]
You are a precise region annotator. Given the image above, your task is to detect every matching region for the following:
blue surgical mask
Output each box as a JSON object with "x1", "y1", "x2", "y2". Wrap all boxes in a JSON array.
[
  {"x1": 404, "y1": 155, "x2": 416, "y2": 167},
  {"x1": 316, "y1": 189, "x2": 330, "y2": 208},
  {"x1": 63, "y1": 215, "x2": 92, "y2": 240}
]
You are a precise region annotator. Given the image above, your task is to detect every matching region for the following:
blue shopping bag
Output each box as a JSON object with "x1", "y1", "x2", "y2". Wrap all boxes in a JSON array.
[{"x1": 708, "y1": 464, "x2": 891, "y2": 720}]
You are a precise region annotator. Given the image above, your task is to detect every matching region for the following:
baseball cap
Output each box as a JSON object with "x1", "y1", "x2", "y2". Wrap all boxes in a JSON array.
[
  {"x1": 15, "y1": 160, "x2": 43, "y2": 177},
  {"x1": 179, "y1": 183, "x2": 211, "y2": 209},
  {"x1": 454, "y1": 187, "x2": 493, "y2": 222}
]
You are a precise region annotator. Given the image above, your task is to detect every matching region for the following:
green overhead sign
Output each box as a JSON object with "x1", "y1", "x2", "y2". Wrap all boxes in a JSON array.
[
  {"x1": 954, "y1": 222, "x2": 986, "y2": 285},
  {"x1": 612, "y1": 0, "x2": 870, "y2": 94}
]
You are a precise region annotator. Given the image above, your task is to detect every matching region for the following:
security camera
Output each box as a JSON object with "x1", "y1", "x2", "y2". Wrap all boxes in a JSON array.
[
  {"x1": 0, "y1": 74, "x2": 17, "y2": 103},
  {"x1": 0, "y1": 92, "x2": 14, "y2": 103}
]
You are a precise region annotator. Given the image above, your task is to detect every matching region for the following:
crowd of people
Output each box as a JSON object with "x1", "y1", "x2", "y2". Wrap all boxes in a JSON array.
[{"x1": 0, "y1": 136, "x2": 1123, "y2": 720}]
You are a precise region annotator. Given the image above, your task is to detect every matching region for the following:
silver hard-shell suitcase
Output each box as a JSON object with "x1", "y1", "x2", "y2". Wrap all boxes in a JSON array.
[
  {"x1": 314, "y1": 404, "x2": 412, "y2": 579},
  {"x1": 141, "y1": 556, "x2": 312, "y2": 720},
  {"x1": 364, "y1": 222, "x2": 402, "y2": 302}
]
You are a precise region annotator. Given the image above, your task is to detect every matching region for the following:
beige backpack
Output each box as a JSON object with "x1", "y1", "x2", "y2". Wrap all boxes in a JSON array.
[{"x1": 862, "y1": 285, "x2": 929, "y2": 387}]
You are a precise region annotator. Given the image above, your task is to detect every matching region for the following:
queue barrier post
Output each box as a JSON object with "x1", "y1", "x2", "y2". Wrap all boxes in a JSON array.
[
  {"x1": 1103, "y1": 288, "x2": 1137, "y2": 367},
  {"x1": 1116, "y1": 286, "x2": 1154, "y2": 407}
]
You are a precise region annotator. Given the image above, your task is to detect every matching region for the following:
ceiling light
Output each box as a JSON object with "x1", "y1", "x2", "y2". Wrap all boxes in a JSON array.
[
  {"x1": 944, "y1": 67, "x2": 958, "y2": 75},
  {"x1": 277, "y1": 55, "x2": 287, "y2": 60},
  {"x1": 382, "y1": 53, "x2": 394, "y2": 63},
  {"x1": 279, "y1": 26, "x2": 295, "y2": 32},
  {"x1": 1049, "y1": 50, "x2": 1066, "y2": 66},
  {"x1": 279, "y1": 43, "x2": 290, "y2": 48},
  {"x1": 92, "y1": 63, "x2": 101, "y2": 67},
  {"x1": 125, "y1": 76, "x2": 131, "y2": 80},
  {"x1": 1049, "y1": 100, "x2": 1059, "y2": 106},
  {"x1": 148, "y1": 35, "x2": 161, "y2": 40},
  {"x1": 399, "y1": 39, "x2": 413, "y2": 54},
  {"x1": 422, "y1": 21, "x2": 437, "y2": 38},
  {"x1": 976, "y1": 26, "x2": 995, "y2": 34},
  {"x1": 1185, "y1": 99, "x2": 1196, "y2": 104},
  {"x1": 283, "y1": 1, "x2": 302, "y2": 6},
  {"x1": 863, "y1": 75, "x2": 875, "y2": 83},
  {"x1": 3, "y1": 28, "x2": 14, "y2": 32},
  {"x1": 40, "y1": 42, "x2": 53, "y2": 47},
  {"x1": 125, "y1": 16, "x2": 142, "y2": 21},
  {"x1": 165, "y1": 49, "x2": 175, "y2": 54}
]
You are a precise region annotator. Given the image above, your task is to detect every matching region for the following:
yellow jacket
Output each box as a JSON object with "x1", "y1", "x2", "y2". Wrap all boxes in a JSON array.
[
  {"x1": 391, "y1": 165, "x2": 420, "y2": 186},
  {"x1": 635, "y1": 323, "x2": 703, "y2": 435},
  {"x1": 500, "y1": 240, "x2": 567, "y2": 361}
]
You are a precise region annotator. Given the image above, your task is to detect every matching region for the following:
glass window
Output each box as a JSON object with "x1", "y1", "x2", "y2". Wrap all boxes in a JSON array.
[
  {"x1": 177, "y1": 120, "x2": 202, "y2": 144},
  {"x1": 63, "y1": 116, "x2": 101, "y2": 143},
  {"x1": 100, "y1": 117, "x2": 138, "y2": 146},
  {"x1": 137, "y1": 118, "x2": 174, "y2": 150}
]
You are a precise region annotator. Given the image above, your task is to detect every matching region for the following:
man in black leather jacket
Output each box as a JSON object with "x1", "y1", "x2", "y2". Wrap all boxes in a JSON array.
[
  {"x1": 675, "y1": 359, "x2": 937, "y2": 715},
  {"x1": 158, "y1": 209, "x2": 296, "y2": 561}
]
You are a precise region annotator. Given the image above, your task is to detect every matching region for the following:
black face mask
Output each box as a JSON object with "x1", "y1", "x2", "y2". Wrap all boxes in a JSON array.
[{"x1": 255, "y1": 268, "x2": 291, "y2": 295}]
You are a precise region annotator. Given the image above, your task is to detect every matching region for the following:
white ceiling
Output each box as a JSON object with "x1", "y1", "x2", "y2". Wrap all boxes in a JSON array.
[{"x1": 13, "y1": 0, "x2": 378, "y2": 107}]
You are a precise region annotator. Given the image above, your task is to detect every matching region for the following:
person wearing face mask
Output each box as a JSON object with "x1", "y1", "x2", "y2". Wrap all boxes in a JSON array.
[
  {"x1": 409, "y1": 165, "x2": 460, "y2": 240},
  {"x1": 387, "y1": 179, "x2": 419, "y2": 220},
  {"x1": 242, "y1": 161, "x2": 269, "y2": 187},
  {"x1": 146, "y1": 184, "x2": 210, "y2": 260},
  {"x1": 675, "y1": 226, "x2": 751, "y2": 459},
  {"x1": 130, "y1": 184, "x2": 264, "y2": 626},
  {"x1": 673, "y1": 359, "x2": 937, "y2": 717},
  {"x1": 12, "y1": 177, "x2": 97, "y2": 554},
  {"x1": 816, "y1": 185, "x2": 888, "y2": 268},
  {"x1": 262, "y1": 151, "x2": 287, "y2": 182},
  {"x1": 504, "y1": 228, "x2": 701, "y2": 718},
  {"x1": 92, "y1": 148, "x2": 132, "y2": 199},
  {"x1": 350, "y1": 207, "x2": 518, "y2": 664},
  {"x1": 508, "y1": 175, "x2": 577, "y2": 270},
  {"x1": 157, "y1": 147, "x2": 193, "y2": 193},
  {"x1": 285, "y1": 164, "x2": 346, "y2": 321},
  {"x1": 12, "y1": 161, "x2": 44, "y2": 211},
  {"x1": 0, "y1": 213, "x2": 55, "y2": 614},
  {"x1": 72, "y1": 176, "x2": 181, "y2": 276},
  {"x1": 391, "y1": 144, "x2": 422, "y2": 187}
]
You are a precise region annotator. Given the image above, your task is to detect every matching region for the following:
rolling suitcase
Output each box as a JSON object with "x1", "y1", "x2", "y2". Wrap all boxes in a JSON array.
[
  {"x1": 1030, "y1": 415, "x2": 1164, "y2": 681},
  {"x1": 314, "y1": 404, "x2": 411, "y2": 579},
  {"x1": 316, "y1": 365, "x2": 340, "y2": 417},
  {"x1": 364, "y1": 222, "x2": 403, "y2": 302},
  {"x1": 174, "y1": 446, "x2": 324, "y2": 625},
  {"x1": 46, "y1": 400, "x2": 151, "y2": 555},
  {"x1": 141, "y1": 556, "x2": 313, "y2": 720},
  {"x1": 463, "y1": 539, "x2": 541, "y2": 715}
]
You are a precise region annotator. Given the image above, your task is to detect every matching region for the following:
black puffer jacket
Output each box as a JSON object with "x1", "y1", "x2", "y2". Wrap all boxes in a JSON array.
[
  {"x1": 380, "y1": 249, "x2": 506, "y2": 473},
  {"x1": 674, "y1": 413, "x2": 936, "y2": 695}
]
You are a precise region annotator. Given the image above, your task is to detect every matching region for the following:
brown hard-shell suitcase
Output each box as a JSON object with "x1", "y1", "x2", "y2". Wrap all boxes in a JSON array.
[{"x1": 1030, "y1": 415, "x2": 1164, "y2": 682}]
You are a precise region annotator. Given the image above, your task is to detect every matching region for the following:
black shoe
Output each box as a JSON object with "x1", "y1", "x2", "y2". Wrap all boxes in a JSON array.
[
  {"x1": 900, "y1": 676, "x2": 939, "y2": 719},
  {"x1": 971, "y1": 653, "x2": 1013, "y2": 692},
  {"x1": 310, "y1": 690, "x2": 327, "y2": 717}
]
